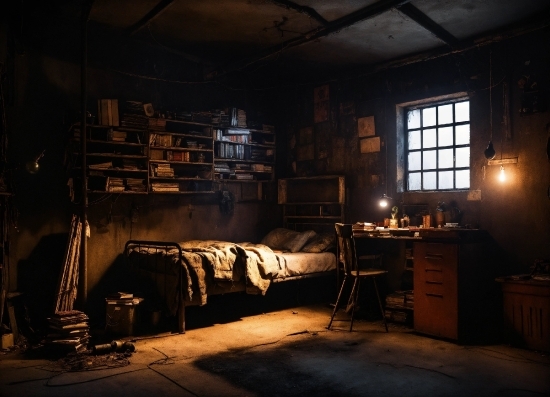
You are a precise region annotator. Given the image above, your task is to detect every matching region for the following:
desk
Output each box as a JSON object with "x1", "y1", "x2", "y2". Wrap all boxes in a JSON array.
[{"x1": 353, "y1": 228, "x2": 498, "y2": 342}]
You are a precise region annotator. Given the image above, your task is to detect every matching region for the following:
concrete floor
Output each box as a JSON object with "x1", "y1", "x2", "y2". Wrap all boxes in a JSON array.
[{"x1": 1, "y1": 301, "x2": 549, "y2": 397}]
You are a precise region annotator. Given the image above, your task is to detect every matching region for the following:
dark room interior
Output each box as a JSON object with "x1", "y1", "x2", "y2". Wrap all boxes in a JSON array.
[{"x1": 0, "y1": 1, "x2": 549, "y2": 396}]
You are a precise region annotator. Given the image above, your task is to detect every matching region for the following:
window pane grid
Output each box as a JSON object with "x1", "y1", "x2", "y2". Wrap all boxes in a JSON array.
[{"x1": 406, "y1": 100, "x2": 470, "y2": 191}]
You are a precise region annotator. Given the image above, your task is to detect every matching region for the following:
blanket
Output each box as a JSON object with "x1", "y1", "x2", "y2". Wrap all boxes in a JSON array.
[{"x1": 178, "y1": 240, "x2": 283, "y2": 304}]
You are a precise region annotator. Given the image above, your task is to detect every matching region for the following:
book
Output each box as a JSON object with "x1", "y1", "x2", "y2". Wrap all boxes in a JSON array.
[
  {"x1": 107, "y1": 292, "x2": 133, "y2": 299},
  {"x1": 49, "y1": 322, "x2": 89, "y2": 330},
  {"x1": 98, "y1": 99, "x2": 120, "y2": 126},
  {"x1": 105, "y1": 297, "x2": 144, "y2": 305}
]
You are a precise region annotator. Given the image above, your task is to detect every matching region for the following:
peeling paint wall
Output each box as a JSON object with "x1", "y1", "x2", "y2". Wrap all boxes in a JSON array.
[{"x1": 278, "y1": 28, "x2": 550, "y2": 280}]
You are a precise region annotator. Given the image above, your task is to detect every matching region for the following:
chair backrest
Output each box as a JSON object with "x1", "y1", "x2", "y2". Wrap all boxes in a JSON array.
[{"x1": 334, "y1": 223, "x2": 358, "y2": 276}]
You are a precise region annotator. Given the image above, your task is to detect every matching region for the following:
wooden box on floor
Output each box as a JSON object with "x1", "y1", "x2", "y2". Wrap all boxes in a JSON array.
[{"x1": 497, "y1": 278, "x2": 550, "y2": 352}]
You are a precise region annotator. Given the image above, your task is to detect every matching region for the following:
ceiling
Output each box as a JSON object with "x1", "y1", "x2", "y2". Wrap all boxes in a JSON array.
[
  {"x1": 91, "y1": 0, "x2": 550, "y2": 78},
  {"x1": 11, "y1": 0, "x2": 550, "y2": 84}
]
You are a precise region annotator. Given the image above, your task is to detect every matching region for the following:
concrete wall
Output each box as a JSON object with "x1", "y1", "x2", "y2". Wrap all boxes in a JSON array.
[
  {"x1": 277, "y1": 28, "x2": 550, "y2": 288},
  {"x1": 1, "y1": 29, "x2": 281, "y2": 323}
]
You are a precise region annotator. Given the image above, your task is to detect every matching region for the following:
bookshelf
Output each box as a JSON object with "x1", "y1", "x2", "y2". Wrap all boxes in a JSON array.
[
  {"x1": 67, "y1": 106, "x2": 276, "y2": 198},
  {"x1": 148, "y1": 120, "x2": 214, "y2": 194},
  {"x1": 69, "y1": 124, "x2": 149, "y2": 195},
  {"x1": 278, "y1": 175, "x2": 345, "y2": 234},
  {"x1": 213, "y1": 127, "x2": 275, "y2": 183}
]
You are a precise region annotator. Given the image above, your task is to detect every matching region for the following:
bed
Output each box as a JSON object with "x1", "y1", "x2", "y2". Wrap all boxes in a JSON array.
[{"x1": 124, "y1": 228, "x2": 337, "y2": 332}]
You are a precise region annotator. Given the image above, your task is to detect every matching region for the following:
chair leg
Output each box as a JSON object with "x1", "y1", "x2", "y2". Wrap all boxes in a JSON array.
[
  {"x1": 346, "y1": 276, "x2": 358, "y2": 314},
  {"x1": 349, "y1": 277, "x2": 360, "y2": 332},
  {"x1": 373, "y1": 277, "x2": 388, "y2": 332},
  {"x1": 328, "y1": 276, "x2": 347, "y2": 329}
]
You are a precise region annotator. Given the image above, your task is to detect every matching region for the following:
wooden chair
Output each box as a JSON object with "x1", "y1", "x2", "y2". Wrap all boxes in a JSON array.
[{"x1": 328, "y1": 223, "x2": 388, "y2": 332}]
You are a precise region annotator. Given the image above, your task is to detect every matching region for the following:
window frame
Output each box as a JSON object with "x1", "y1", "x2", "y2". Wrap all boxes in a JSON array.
[{"x1": 402, "y1": 96, "x2": 470, "y2": 192}]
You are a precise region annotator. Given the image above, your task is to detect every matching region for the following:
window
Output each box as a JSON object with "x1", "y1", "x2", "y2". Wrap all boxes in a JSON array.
[{"x1": 406, "y1": 99, "x2": 470, "y2": 191}]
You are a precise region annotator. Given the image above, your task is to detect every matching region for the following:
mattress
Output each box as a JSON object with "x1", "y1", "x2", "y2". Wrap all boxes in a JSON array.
[{"x1": 276, "y1": 252, "x2": 336, "y2": 278}]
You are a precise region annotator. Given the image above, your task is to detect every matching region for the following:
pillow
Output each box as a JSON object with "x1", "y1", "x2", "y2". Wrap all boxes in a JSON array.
[
  {"x1": 301, "y1": 232, "x2": 336, "y2": 253},
  {"x1": 284, "y1": 229, "x2": 317, "y2": 253},
  {"x1": 261, "y1": 228, "x2": 316, "y2": 253}
]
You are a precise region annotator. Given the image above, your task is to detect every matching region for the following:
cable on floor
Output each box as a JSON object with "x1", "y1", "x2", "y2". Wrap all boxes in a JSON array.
[{"x1": 147, "y1": 347, "x2": 200, "y2": 397}]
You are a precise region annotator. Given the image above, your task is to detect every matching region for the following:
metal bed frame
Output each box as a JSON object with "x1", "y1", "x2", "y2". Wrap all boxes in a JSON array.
[{"x1": 124, "y1": 239, "x2": 336, "y2": 333}]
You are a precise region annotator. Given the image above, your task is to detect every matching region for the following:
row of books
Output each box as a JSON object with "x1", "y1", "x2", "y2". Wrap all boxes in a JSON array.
[
  {"x1": 384, "y1": 290, "x2": 414, "y2": 324},
  {"x1": 89, "y1": 161, "x2": 144, "y2": 171},
  {"x1": 44, "y1": 310, "x2": 90, "y2": 353},
  {"x1": 104, "y1": 177, "x2": 146, "y2": 192},
  {"x1": 106, "y1": 177, "x2": 125, "y2": 192},
  {"x1": 153, "y1": 163, "x2": 174, "y2": 177},
  {"x1": 216, "y1": 142, "x2": 249, "y2": 159},
  {"x1": 214, "y1": 129, "x2": 250, "y2": 143},
  {"x1": 120, "y1": 101, "x2": 149, "y2": 130},
  {"x1": 229, "y1": 108, "x2": 247, "y2": 128},
  {"x1": 151, "y1": 150, "x2": 196, "y2": 162}
]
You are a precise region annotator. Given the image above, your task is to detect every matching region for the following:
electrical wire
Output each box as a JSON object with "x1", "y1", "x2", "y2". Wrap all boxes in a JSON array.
[
  {"x1": 489, "y1": 50, "x2": 493, "y2": 143},
  {"x1": 147, "y1": 347, "x2": 200, "y2": 397}
]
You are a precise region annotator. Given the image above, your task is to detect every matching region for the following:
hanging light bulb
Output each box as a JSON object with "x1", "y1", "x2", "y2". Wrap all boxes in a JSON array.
[
  {"x1": 25, "y1": 150, "x2": 46, "y2": 174},
  {"x1": 379, "y1": 194, "x2": 391, "y2": 207},
  {"x1": 499, "y1": 165, "x2": 506, "y2": 182},
  {"x1": 484, "y1": 141, "x2": 496, "y2": 160}
]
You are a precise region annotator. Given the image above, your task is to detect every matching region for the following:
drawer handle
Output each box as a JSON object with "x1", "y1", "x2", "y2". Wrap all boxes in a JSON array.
[
  {"x1": 426, "y1": 293, "x2": 443, "y2": 298},
  {"x1": 425, "y1": 254, "x2": 443, "y2": 260},
  {"x1": 425, "y1": 281, "x2": 443, "y2": 285},
  {"x1": 425, "y1": 268, "x2": 442, "y2": 272}
]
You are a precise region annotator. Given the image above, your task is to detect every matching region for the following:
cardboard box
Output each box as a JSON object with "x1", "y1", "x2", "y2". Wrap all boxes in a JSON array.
[{"x1": 1, "y1": 333, "x2": 14, "y2": 349}]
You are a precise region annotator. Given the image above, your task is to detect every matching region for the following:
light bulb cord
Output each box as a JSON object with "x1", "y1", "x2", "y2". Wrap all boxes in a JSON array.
[{"x1": 489, "y1": 51, "x2": 493, "y2": 142}]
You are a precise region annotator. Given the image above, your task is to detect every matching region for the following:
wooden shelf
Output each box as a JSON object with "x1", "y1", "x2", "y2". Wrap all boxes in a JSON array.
[
  {"x1": 71, "y1": 113, "x2": 274, "y2": 197},
  {"x1": 150, "y1": 146, "x2": 213, "y2": 152},
  {"x1": 87, "y1": 139, "x2": 147, "y2": 147},
  {"x1": 150, "y1": 131, "x2": 212, "y2": 139},
  {"x1": 279, "y1": 176, "x2": 345, "y2": 232},
  {"x1": 214, "y1": 140, "x2": 275, "y2": 148},
  {"x1": 86, "y1": 153, "x2": 147, "y2": 159}
]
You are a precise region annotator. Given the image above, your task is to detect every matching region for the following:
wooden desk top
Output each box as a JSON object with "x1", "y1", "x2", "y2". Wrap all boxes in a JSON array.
[{"x1": 353, "y1": 227, "x2": 487, "y2": 243}]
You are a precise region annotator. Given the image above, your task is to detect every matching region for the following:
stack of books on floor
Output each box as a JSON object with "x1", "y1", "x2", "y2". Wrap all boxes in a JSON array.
[
  {"x1": 44, "y1": 310, "x2": 90, "y2": 353},
  {"x1": 151, "y1": 182, "x2": 179, "y2": 192},
  {"x1": 384, "y1": 290, "x2": 413, "y2": 324}
]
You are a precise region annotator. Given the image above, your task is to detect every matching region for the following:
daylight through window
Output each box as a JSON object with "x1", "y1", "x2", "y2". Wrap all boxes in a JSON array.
[{"x1": 406, "y1": 100, "x2": 470, "y2": 191}]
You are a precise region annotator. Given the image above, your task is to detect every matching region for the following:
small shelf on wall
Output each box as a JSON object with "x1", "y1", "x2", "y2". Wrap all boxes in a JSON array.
[{"x1": 279, "y1": 175, "x2": 345, "y2": 233}]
